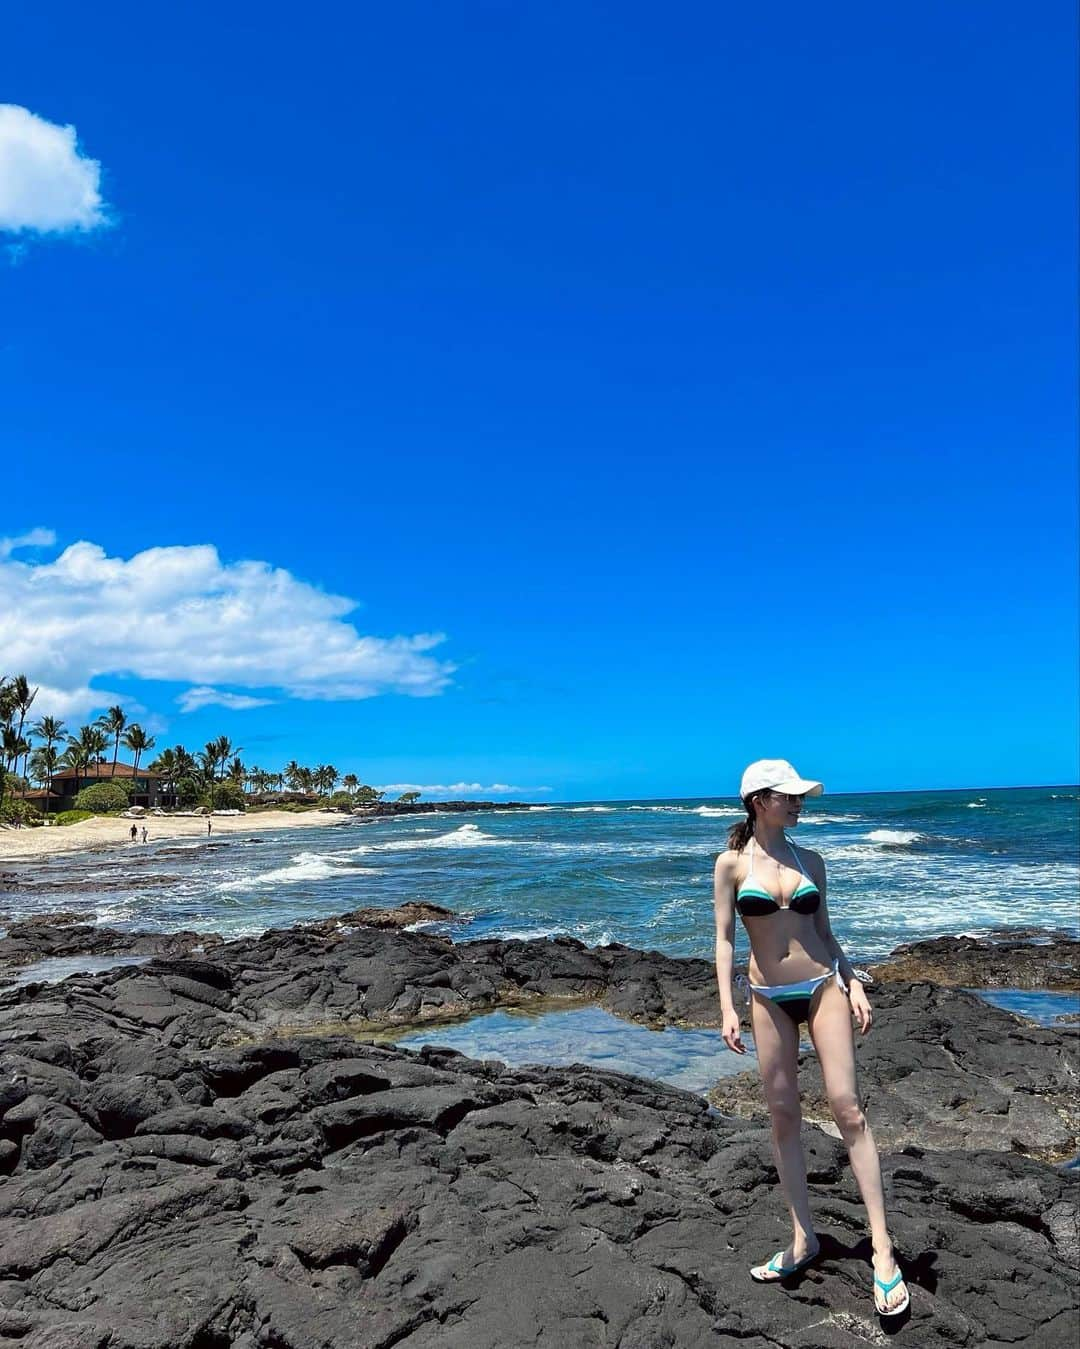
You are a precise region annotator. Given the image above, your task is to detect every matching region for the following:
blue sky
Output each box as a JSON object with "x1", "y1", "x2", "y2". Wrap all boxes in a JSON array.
[{"x1": 2, "y1": 1, "x2": 1077, "y2": 798}]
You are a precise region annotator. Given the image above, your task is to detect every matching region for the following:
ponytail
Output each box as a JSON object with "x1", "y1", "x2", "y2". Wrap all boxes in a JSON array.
[{"x1": 726, "y1": 795, "x2": 758, "y2": 852}]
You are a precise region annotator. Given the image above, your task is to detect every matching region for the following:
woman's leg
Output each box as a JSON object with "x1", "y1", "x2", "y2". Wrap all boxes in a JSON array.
[
  {"x1": 808, "y1": 981, "x2": 906, "y2": 1309},
  {"x1": 749, "y1": 992, "x2": 818, "y2": 1271}
]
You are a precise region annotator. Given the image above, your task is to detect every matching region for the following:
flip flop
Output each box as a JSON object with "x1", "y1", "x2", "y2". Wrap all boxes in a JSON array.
[
  {"x1": 874, "y1": 1267, "x2": 910, "y2": 1316},
  {"x1": 749, "y1": 1245, "x2": 819, "y2": 1283}
]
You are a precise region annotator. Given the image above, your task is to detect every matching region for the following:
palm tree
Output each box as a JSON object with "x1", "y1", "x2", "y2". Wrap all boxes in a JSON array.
[
  {"x1": 58, "y1": 744, "x2": 85, "y2": 776},
  {"x1": 197, "y1": 737, "x2": 241, "y2": 808},
  {"x1": 198, "y1": 742, "x2": 220, "y2": 806},
  {"x1": 149, "y1": 746, "x2": 182, "y2": 808},
  {"x1": 28, "y1": 745, "x2": 59, "y2": 817},
  {"x1": 343, "y1": 773, "x2": 358, "y2": 795},
  {"x1": 2, "y1": 728, "x2": 29, "y2": 800},
  {"x1": 65, "y1": 725, "x2": 109, "y2": 792},
  {"x1": 31, "y1": 715, "x2": 66, "y2": 756},
  {"x1": 148, "y1": 746, "x2": 175, "y2": 772},
  {"x1": 97, "y1": 706, "x2": 127, "y2": 776},
  {"x1": 0, "y1": 678, "x2": 15, "y2": 734},
  {"x1": 173, "y1": 745, "x2": 197, "y2": 780},
  {"x1": 284, "y1": 760, "x2": 302, "y2": 791},
  {"x1": 0, "y1": 683, "x2": 16, "y2": 769},
  {"x1": 122, "y1": 724, "x2": 155, "y2": 782},
  {"x1": 60, "y1": 740, "x2": 89, "y2": 791},
  {"x1": 11, "y1": 675, "x2": 38, "y2": 755}
]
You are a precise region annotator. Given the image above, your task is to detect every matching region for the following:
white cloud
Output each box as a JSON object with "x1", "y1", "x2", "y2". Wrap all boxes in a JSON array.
[
  {"x1": 0, "y1": 527, "x2": 56, "y2": 558},
  {"x1": 376, "y1": 783, "x2": 552, "y2": 796},
  {"x1": 1, "y1": 536, "x2": 454, "y2": 719},
  {"x1": 0, "y1": 105, "x2": 108, "y2": 234},
  {"x1": 178, "y1": 686, "x2": 276, "y2": 713},
  {"x1": 16, "y1": 681, "x2": 126, "y2": 721}
]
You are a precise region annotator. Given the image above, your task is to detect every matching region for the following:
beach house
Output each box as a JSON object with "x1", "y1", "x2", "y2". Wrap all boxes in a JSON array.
[{"x1": 41, "y1": 761, "x2": 165, "y2": 810}]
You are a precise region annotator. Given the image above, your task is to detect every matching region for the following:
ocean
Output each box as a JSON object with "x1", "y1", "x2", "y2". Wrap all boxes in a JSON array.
[
  {"x1": 6, "y1": 785, "x2": 1077, "y2": 1090},
  {"x1": 8, "y1": 785, "x2": 1078, "y2": 957}
]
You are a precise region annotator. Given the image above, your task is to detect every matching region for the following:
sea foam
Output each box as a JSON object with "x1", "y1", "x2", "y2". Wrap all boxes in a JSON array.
[
  {"x1": 377, "y1": 823, "x2": 509, "y2": 851},
  {"x1": 867, "y1": 829, "x2": 922, "y2": 845},
  {"x1": 217, "y1": 851, "x2": 378, "y2": 889}
]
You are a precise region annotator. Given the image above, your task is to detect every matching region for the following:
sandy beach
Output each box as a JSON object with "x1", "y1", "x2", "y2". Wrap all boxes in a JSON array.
[{"x1": 0, "y1": 809, "x2": 350, "y2": 861}]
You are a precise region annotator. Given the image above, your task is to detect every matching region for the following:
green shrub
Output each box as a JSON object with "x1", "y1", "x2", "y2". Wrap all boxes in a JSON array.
[
  {"x1": 175, "y1": 776, "x2": 202, "y2": 807},
  {"x1": 74, "y1": 781, "x2": 131, "y2": 813},
  {"x1": 204, "y1": 780, "x2": 245, "y2": 811},
  {"x1": 327, "y1": 791, "x2": 355, "y2": 809},
  {"x1": 54, "y1": 810, "x2": 94, "y2": 826},
  {"x1": 0, "y1": 799, "x2": 42, "y2": 827}
]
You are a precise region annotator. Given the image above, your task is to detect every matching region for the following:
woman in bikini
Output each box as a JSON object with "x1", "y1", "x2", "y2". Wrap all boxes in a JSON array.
[{"x1": 713, "y1": 759, "x2": 909, "y2": 1317}]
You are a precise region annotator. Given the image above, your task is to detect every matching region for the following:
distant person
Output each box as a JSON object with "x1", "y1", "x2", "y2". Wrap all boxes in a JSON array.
[
  {"x1": 140, "y1": 825, "x2": 148, "y2": 844},
  {"x1": 713, "y1": 760, "x2": 909, "y2": 1318},
  {"x1": 207, "y1": 818, "x2": 212, "y2": 835},
  {"x1": 129, "y1": 823, "x2": 138, "y2": 842}
]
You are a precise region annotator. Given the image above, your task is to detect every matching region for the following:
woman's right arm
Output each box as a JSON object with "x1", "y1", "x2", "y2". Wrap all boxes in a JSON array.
[{"x1": 713, "y1": 851, "x2": 747, "y2": 1054}]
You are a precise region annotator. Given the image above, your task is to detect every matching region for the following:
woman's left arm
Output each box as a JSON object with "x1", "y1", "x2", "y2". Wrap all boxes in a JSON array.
[{"x1": 807, "y1": 849, "x2": 873, "y2": 1034}]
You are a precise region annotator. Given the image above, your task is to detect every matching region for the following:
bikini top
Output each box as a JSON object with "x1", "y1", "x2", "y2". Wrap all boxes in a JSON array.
[{"x1": 735, "y1": 837, "x2": 821, "y2": 917}]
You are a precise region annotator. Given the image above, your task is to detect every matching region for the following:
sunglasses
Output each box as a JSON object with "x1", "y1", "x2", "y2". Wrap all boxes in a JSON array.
[{"x1": 766, "y1": 791, "x2": 806, "y2": 805}]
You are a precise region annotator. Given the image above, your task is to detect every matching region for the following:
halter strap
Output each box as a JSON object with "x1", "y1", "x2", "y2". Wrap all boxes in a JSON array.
[{"x1": 786, "y1": 835, "x2": 811, "y2": 881}]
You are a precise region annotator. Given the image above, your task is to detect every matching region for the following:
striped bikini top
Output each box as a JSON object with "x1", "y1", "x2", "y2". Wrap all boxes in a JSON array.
[{"x1": 735, "y1": 836, "x2": 821, "y2": 917}]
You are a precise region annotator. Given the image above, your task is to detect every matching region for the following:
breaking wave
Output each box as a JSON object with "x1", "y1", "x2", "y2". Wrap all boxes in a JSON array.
[
  {"x1": 217, "y1": 851, "x2": 379, "y2": 889},
  {"x1": 376, "y1": 823, "x2": 510, "y2": 851}
]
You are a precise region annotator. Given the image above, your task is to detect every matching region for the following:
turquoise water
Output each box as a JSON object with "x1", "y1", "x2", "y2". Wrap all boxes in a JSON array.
[
  {"x1": 5, "y1": 787, "x2": 1078, "y2": 969},
  {"x1": 974, "y1": 987, "x2": 1079, "y2": 1025},
  {"x1": 383, "y1": 987, "x2": 1080, "y2": 1090},
  {"x1": 387, "y1": 1004, "x2": 756, "y2": 1094}
]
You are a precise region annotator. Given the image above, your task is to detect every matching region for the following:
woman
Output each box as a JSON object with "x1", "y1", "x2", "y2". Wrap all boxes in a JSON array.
[{"x1": 713, "y1": 759, "x2": 909, "y2": 1317}]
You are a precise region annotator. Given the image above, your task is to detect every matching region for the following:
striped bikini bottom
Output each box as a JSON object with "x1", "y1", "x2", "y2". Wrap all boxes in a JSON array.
[{"x1": 745, "y1": 959, "x2": 849, "y2": 1026}]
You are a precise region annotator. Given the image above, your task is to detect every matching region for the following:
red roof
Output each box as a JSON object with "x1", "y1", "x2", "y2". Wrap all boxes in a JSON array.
[{"x1": 52, "y1": 761, "x2": 161, "y2": 781}]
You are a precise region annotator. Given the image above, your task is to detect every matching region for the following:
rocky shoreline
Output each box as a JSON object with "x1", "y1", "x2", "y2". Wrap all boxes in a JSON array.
[
  {"x1": 353, "y1": 800, "x2": 534, "y2": 818},
  {"x1": 0, "y1": 911, "x2": 1077, "y2": 1346},
  {"x1": 867, "y1": 929, "x2": 1080, "y2": 991}
]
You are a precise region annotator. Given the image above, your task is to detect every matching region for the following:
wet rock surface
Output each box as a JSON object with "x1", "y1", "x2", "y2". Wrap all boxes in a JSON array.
[
  {"x1": 868, "y1": 929, "x2": 1080, "y2": 990},
  {"x1": 0, "y1": 911, "x2": 1077, "y2": 1345},
  {"x1": 0, "y1": 914, "x2": 722, "y2": 1030},
  {"x1": 354, "y1": 800, "x2": 533, "y2": 818},
  {"x1": 300, "y1": 901, "x2": 459, "y2": 935},
  {"x1": 0, "y1": 912, "x2": 223, "y2": 972}
]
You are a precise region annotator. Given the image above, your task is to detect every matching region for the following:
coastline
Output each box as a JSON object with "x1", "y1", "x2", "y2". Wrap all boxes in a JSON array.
[
  {"x1": 0, "y1": 909, "x2": 1076, "y2": 1344},
  {"x1": 0, "y1": 808, "x2": 350, "y2": 861}
]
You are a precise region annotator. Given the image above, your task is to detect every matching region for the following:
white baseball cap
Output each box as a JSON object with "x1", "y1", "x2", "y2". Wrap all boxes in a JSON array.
[{"x1": 740, "y1": 759, "x2": 824, "y2": 801}]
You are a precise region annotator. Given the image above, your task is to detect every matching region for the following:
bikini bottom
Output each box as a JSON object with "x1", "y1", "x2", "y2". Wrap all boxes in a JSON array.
[{"x1": 747, "y1": 959, "x2": 848, "y2": 1027}]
